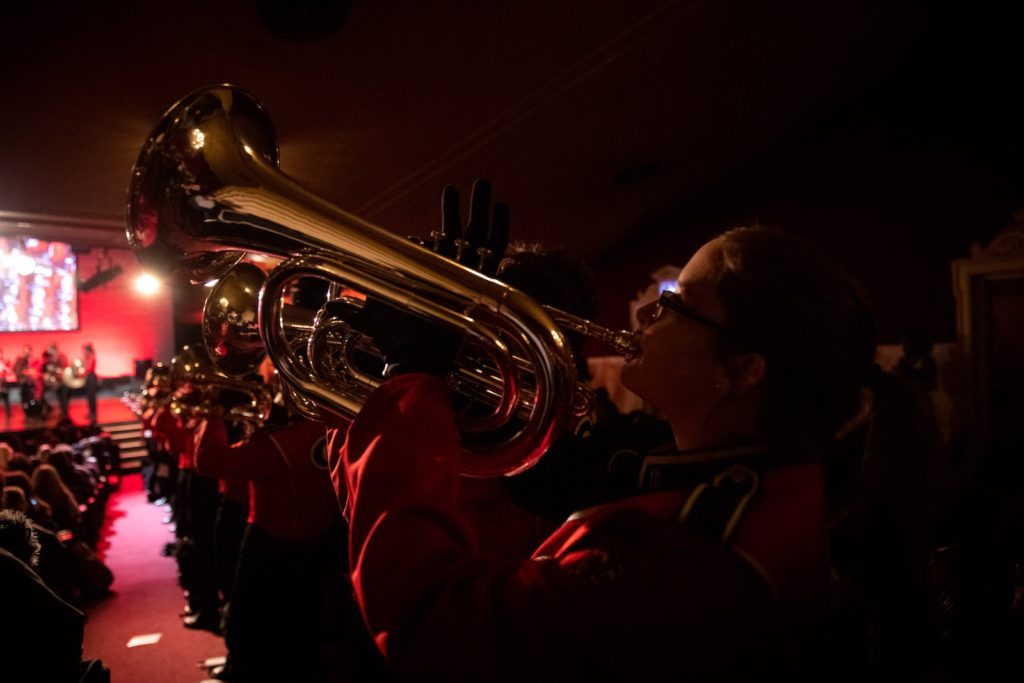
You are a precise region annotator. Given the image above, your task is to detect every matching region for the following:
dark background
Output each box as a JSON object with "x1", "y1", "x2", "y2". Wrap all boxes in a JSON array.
[{"x1": 1, "y1": 1, "x2": 1022, "y2": 344}]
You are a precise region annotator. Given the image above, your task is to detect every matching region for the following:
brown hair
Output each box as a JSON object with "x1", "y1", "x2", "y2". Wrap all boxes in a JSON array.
[
  {"x1": 30, "y1": 464, "x2": 80, "y2": 528},
  {"x1": 709, "y1": 226, "x2": 877, "y2": 440},
  {"x1": 711, "y1": 227, "x2": 947, "y2": 665}
]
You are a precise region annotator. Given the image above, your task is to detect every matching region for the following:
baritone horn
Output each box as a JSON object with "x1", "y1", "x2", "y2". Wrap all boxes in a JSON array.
[
  {"x1": 168, "y1": 345, "x2": 273, "y2": 439},
  {"x1": 126, "y1": 84, "x2": 637, "y2": 477}
]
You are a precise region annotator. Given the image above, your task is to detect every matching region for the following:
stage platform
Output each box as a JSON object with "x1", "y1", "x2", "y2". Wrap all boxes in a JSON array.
[
  {"x1": 2, "y1": 391, "x2": 138, "y2": 433},
  {"x1": 1, "y1": 383, "x2": 147, "y2": 471}
]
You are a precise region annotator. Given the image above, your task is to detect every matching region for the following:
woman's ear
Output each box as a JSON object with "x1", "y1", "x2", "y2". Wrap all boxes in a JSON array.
[{"x1": 725, "y1": 352, "x2": 766, "y2": 395}]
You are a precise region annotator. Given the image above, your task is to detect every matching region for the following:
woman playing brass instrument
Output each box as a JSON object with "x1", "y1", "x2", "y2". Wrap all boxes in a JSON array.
[{"x1": 327, "y1": 225, "x2": 939, "y2": 680}]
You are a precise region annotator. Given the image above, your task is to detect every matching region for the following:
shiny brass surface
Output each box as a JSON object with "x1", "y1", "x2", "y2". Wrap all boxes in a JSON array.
[
  {"x1": 168, "y1": 345, "x2": 273, "y2": 438},
  {"x1": 127, "y1": 84, "x2": 635, "y2": 476}
]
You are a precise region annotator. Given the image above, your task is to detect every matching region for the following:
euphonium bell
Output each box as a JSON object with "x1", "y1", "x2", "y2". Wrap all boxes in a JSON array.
[
  {"x1": 126, "y1": 362, "x2": 172, "y2": 416},
  {"x1": 127, "y1": 84, "x2": 636, "y2": 476},
  {"x1": 168, "y1": 344, "x2": 273, "y2": 438}
]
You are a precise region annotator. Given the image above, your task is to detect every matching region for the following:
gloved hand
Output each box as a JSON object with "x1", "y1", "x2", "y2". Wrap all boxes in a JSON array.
[
  {"x1": 355, "y1": 298, "x2": 460, "y2": 378},
  {"x1": 355, "y1": 179, "x2": 512, "y2": 376},
  {"x1": 431, "y1": 178, "x2": 510, "y2": 276}
]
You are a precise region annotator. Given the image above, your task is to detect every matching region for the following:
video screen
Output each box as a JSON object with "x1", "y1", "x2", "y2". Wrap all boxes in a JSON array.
[{"x1": 0, "y1": 237, "x2": 79, "y2": 332}]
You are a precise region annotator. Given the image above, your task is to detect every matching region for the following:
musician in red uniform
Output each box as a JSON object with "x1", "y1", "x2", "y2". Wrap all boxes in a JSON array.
[
  {"x1": 327, "y1": 226, "x2": 937, "y2": 680},
  {"x1": 0, "y1": 348, "x2": 14, "y2": 420},
  {"x1": 193, "y1": 401, "x2": 351, "y2": 682},
  {"x1": 11, "y1": 345, "x2": 43, "y2": 420},
  {"x1": 42, "y1": 344, "x2": 71, "y2": 417},
  {"x1": 81, "y1": 343, "x2": 99, "y2": 424},
  {"x1": 141, "y1": 376, "x2": 176, "y2": 504},
  {"x1": 23, "y1": 346, "x2": 50, "y2": 417}
]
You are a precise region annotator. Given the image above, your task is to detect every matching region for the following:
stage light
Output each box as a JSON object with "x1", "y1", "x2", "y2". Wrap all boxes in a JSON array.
[{"x1": 135, "y1": 273, "x2": 160, "y2": 295}]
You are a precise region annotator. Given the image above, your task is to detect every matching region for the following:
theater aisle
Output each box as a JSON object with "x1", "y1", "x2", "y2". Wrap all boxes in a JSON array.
[{"x1": 82, "y1": 474, "x2": 225, "y2": 683}]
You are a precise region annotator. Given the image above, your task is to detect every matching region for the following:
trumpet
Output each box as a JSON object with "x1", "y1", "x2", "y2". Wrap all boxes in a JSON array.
[{"x1": 127, "y1": 84, "x2": 637, "y2": 476}]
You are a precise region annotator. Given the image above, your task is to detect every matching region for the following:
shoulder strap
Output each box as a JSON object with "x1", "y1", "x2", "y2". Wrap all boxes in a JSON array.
[{"x1": 676, "y1": 464, "x2": 760, "y2": 545}]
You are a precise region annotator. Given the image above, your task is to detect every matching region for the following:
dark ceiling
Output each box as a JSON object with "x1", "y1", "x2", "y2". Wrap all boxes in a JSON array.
[
  {"x1": 3, "y1": 1, "x2": 1022, "y2": 343},
  {"x1": 1, "y1": 0, "x2": 929, "y2": 260}
]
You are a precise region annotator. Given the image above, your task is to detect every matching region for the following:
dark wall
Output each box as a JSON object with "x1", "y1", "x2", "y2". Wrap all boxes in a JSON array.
[{"x1": 591, "y1": 3, "x2": 1024, "y2": 345}]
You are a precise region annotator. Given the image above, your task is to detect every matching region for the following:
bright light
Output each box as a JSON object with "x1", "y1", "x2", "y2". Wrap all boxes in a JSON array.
[
  {"x1": 14, "y1": 253, "x2": 36, "y2": 277},
  {"x1": 135, "y1": 273, "x2": 160, "y2": 295},
  {"x1": 204, "y1": 279, "x2": 218, "y2": 288}
]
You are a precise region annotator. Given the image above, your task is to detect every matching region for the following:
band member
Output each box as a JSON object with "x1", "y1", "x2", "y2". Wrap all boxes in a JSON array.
[
  {"x1": 13, "y1": 345, "x2": 43, "y2": 418},
  {"x1": 0, "y1": 349, "x2": 14, "y2": 420},
  {"x1": 161, "y1": 396, "x2": 220, "y2": 632},
  {"x1": 81, "y1": 343, "x2": 99, "y2": 424},
  {"x1": 192, "y1": 392, "x2": 354, "y2": 682},
  {"x1": 42, "y1": 344, "x2": 68, "y2": 416},
  {"x1": 327, "y1": 225, "x2": 939, "y2": 680}
]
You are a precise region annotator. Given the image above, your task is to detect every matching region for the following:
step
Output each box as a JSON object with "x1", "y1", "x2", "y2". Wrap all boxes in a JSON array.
[
  {"x1": 116, "y1": 438, "x2": 147, "y2": 450},
  {"x1": 100, "y1": 421, "x2": 143, "y2": 434},
  {"x1": 120, "y1": 449, "x2": 148, "y2": 471}
]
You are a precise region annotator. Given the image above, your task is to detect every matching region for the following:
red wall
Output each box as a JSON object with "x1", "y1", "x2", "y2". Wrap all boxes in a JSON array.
[{"x1": 0, "y1": 247, "x2": 174, "y2": 378}]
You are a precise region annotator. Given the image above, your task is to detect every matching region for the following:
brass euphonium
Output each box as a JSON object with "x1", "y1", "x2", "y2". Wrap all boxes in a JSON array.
[
  {"x1": 127, "y1": 84, "x2": 637, "y2": 476},
  {"x1": 168, "y1": 345, "x2": 273, "y2": 439},
  {"x1": 122, "y1": 362, "x2": 173, "y2": 416}
]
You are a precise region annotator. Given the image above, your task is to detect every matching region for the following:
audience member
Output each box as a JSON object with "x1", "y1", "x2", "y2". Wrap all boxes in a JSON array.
[
  {"x1": 4, "y1": 469, "x2": 57, "y2": 531},
  {"x1": 1, "y1": 489, "x2": 77, "y2": 601},
  {"x1": 0, "y1": 507, "x2": 42, "y2": 567},
  {"x1": 32, "y1": 463, "x2": 82, "y2": 534},
  {"x1": 45, "y1": 446, "x2": 97, "y2": 511},
  {"x1": 4, "y1": 451, "x2": 35, "y2": 477},
  {"x1": 0, "y1": 512, "x2": 85, "y2": 683}
]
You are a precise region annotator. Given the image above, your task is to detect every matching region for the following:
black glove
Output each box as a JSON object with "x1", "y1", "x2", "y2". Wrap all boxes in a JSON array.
[
  {"x1": 357, "y1": 179, "x2": 509, "y2": 376},
  {"x1": 432, "y1": 179, "x2": 510, "y2": 276},
  {"x1": 354, "y1": 298, "x2": 460, "y2": 377}
]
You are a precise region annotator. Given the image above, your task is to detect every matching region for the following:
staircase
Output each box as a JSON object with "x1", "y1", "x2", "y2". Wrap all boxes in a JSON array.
[{"x1": 98, "y1": 418, "x2": 148, "y2": 473}]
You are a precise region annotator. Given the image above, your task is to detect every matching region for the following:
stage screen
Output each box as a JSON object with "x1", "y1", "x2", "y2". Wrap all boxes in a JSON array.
[{"x1": 0, "y1": 237, "x2": 79, "y2": 332}]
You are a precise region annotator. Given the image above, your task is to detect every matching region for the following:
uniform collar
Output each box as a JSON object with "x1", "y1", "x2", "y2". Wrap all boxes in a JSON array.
[{"x1": 611, "y1": 441, "x2": 817, "y2": 493}]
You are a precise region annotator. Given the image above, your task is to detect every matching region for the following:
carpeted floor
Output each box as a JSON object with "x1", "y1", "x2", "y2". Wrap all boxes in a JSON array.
[{"x1": 82, "y1": 474, "x2": 225, "y2": 683}]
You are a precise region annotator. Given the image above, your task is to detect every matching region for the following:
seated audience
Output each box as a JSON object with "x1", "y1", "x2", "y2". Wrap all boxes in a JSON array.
[
  {"x1": 4, "y1": 469, "x2": 57, "y2": 531},
  {"x1": 32, "y1": 463, "x2": 82, "y2": 535},
  {"x1": 0, "y1": 511, "x2": 85, "y2": 682}
]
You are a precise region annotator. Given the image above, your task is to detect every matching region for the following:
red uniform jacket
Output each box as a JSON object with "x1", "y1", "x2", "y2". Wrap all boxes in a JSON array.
[
  {"x1": 194, "y1": 414, "x2": 338, "y2": 541},
  {"x1": 333, "y1": 374, "x2": 830, "y2": 681},
  {"x1": 150, "y1": 405, "x2": 183, "y2": 459}
]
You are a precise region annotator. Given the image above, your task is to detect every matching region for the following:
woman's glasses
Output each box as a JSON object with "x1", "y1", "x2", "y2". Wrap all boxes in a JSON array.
[{"x1": 643, "y1": 291, "x2": 741, "y2": 340}]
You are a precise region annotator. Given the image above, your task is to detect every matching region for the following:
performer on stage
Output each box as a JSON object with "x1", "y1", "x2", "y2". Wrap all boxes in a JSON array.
[
  {"x1": 14, "y1": 345, "x2": 45, "y2": 419},
  {"x1": 0, "y1": 348, "x2": 14, "y2": 420},
  {"x1": 42, "y1": 344, "x2": 68, "y2": 417},
  {"x1": 81, "y1": 343, "x2": 99, "y2": 424}
]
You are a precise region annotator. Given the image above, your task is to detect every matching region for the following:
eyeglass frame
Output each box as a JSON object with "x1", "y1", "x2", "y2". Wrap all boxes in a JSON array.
[{"x1": 643, "y1": 290, "x2": 751, "y2": 344}]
